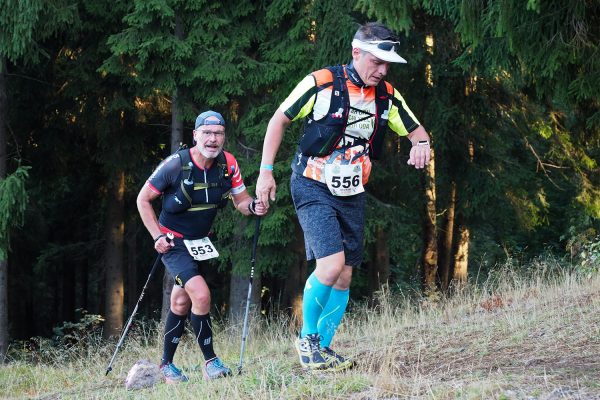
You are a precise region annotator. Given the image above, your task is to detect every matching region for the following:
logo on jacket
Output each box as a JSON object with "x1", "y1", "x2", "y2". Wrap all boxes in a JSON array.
[{"x1": 331, "y1": 107, "x2": 344, "y2": 119}]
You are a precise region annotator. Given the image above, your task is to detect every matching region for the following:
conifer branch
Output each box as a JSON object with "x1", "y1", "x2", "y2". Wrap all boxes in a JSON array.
[
  {"x1": 524, "y1": 137, "x2": 564, "y2": 190},
  {"x1": 366, "y1": 191, "x2": 406, "y2": 210},
  {"x1": 236, "y1": 140, "x2": 259, "y2": 158}
]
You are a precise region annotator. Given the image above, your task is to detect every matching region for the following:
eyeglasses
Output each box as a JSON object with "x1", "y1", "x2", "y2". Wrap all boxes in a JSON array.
[
  {"x1": 199, "y1": 130, "x2": 225, "y2": 137},
  {"x1": 366, "y1": 40, "x2": 400, "y2": 51}
]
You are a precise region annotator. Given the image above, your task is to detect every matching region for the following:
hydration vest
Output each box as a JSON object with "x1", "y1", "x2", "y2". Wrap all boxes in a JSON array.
[
  {"x1": 162, "y1": 149, "x2": 232, "y2": 214},
  {"x1": 297, "y1": 65, "x2": 393, "y2": 160}
]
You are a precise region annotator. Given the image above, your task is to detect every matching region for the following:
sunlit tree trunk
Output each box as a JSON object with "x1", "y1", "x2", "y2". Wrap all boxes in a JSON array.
[
  {"x1": 162, "y1": 87, "x2": 184, "y2": 322},
  {"x1": 0, "y1": 57, "x2": 8, "y2": 361},
  {"x1": 422, "y1": 148, "x2": 438, "y2": 293},
  {"x1": 439, "y1": 181, "x2": 456, "y2": 291},
  {"x1": 103, "y1": 171, "x2": 126, "y2": 338},
  {"x1": 452, "y1": 223, "x2": 469, "y2": 290},
  {"x1": 368, "y1": 227, "x2": 389, "y2": 294},
  {"x1": 450, "y1": 136, "x2": 474, "y2": 291},
  {"x1": 283, "y1": 222, "x2": 307, "y2": 331}
]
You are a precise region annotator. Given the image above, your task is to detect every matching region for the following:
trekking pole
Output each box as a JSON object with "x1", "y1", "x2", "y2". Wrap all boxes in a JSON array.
[
  {"x1": 237, "y1": 216, "x2": 261, "y2": 374},
  {"x1": 105, "y1": 233, "x2": 174, "y2": 376}
]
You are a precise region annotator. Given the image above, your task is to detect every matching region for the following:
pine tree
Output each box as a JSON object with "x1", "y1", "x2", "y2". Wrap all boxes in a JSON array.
[
  {"x1": 0, "y1": 0, "x2": 77, "y2": 360},
  {"x1": 352, "y1": 1, "x2": 576, "y2": 289}
]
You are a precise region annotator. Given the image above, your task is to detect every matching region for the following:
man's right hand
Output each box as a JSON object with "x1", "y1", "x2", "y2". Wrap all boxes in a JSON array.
[
  {"x1": 154, "y1": 235, "x2": 174, "y2": 254},
  {"x1": 256, "y1": 170, "x2": 277, "y2": 209},
  {"x1": 256, "y1": 110, "x2": 290, "y2": 209}
]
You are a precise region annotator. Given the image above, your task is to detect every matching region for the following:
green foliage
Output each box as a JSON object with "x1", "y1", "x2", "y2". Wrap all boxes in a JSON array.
[
  {"x1": 51, "y1": 310, "x2": 104, "y2": 345},
  {"x1": 207, "y1": 0, "x2": 318, "y2": 281},
  {"x1": 102, "y1": 0, "x2": 265, "y2": 120},
  {"x1": 565, "y1": 229, "x2": 600, "y2": 277},
  {"x1": 3, "y1": 0, "x2": 600, "y2": 339},
  {"x1": 355, "y1": 0, "x2": 415, "y2": 34},
  {"x1": 7, "y1": 311, "x2": 104, "y2": 364},
  {"x1": 308, "y1": 0, "x2": 358, "y2": 69},
  {"x1": 576, "y1": 237, "x2": 600, "y2": 276},
  {"x1": 0, "y1": 0, "x2": 78, "y2": 64},
  {"x1": 0, "y1": 166, "x2": 30, "y2": 260}
]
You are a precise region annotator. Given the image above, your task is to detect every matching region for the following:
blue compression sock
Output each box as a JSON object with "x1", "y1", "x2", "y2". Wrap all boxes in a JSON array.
[
  {"x1": 317, "y1": 287, "x2": 350, "y2": 348},
  {"x1": 300, "y1": 273, "x2": 333, "y2": 338}
]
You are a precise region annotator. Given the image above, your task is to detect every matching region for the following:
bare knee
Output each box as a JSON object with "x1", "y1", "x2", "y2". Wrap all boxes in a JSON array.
[
  {"x1": 170, "y1": 290, "x2": 191, "y2": 315},
  {"x1": 184, "y1": 276, "x2": 211, "y2": 314},
  {"x1": 333, "y1": 266, "x2": 353, "y2": 290},
  {"x1": 189, "y1": 290, "x2": 211, "y2": 310},
  {"x1": 314, "y1": 252, "x2": 346, "y2": 286}
]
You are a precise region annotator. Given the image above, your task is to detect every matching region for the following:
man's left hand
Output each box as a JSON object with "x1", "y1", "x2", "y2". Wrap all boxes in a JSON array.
[
  {"x1": 407, "y1": 142, "x2": 431, "y2": 169},
  {"x1": 253, "y1": 199, "x2": 268, "y2": 216},
  {"x1": 249, "y1": 199, "x2": 268, "y2": 216}
]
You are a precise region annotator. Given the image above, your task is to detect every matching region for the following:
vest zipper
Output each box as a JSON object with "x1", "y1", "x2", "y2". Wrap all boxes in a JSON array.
[{"x1": 204, "y1": 169, "x2": 208, "y2": 202}]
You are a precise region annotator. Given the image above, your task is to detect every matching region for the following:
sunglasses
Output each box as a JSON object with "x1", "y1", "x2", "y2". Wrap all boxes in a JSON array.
[{"x1": 366, "y1": 40, "x2": 400, "y2": 51}]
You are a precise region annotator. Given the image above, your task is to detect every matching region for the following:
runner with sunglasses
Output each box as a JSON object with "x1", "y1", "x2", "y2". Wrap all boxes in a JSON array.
[{"x1": 256, "y1": 22, "x2": 431, "y2": 372}]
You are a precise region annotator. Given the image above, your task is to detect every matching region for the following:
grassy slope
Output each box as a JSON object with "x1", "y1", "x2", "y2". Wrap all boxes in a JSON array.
[{"x1": 1, "y1": 271, "x2": 599, "y2": 400}]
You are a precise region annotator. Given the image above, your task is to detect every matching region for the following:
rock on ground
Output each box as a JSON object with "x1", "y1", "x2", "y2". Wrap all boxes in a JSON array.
[{"x1": 124, "y1": 359, "x2": 162, "y2": 390}]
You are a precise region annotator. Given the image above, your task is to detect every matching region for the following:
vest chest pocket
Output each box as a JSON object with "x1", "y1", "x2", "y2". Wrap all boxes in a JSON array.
[{"x1": 298, "y1": 117, "x2": 345, "y2": 157}]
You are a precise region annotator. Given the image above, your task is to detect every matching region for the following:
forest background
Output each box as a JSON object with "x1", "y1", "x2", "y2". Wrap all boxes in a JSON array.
[{"x1": 0, "y1": 0, "x2": 598, "y2": 360}]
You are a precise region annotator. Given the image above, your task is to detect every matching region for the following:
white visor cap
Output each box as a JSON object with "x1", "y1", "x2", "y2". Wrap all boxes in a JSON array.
[{"x1": 352, "y1": 39, "x2": 407, "y2": 63}]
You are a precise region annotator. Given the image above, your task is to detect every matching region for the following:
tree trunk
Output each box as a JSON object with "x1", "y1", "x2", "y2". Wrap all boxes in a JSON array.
[
  {"x1": 75, "y1": 260, "x2": 88, "y2": 312},
  {"x1": 162, "y1": 88, "x2": 184, "y2": 322},
  {"x1": 439, "y1": 181, "x2": 456, "y2": 291},
  {"x1": 0, "y1": 57, "x2": 8, "y2": 361},
  {"x1": 228, "y1": 272, "x2": 261, "y2": 326},
  {"x1": 0, "y1": 57, "x2": 6, "y2": 178},
  {"x1": 62, "y1": 257, "x2": 75, "y2": 323},
  {"x1": 229, "y1": 220, "x2": 262, "y2": 327},
  {"x1": 451, "y1": 223, "x2": 470, "y2": 290},
  {"x1": 282, "y1": 222, "x2": 308, "y2": 331},
  {"x1": 0, "y1": 259, "x2": 7, "y2": 362},
  {"x1": 103, "y1": 171, "x2": 126, "y2": 338},
  {"x1": 161, "y1": 15, "x2": 186, "y2": 321},
  {"x1": 368, "y1": 227, "x2": 390, "y2": 294},
  {"x1": 127, "y1": 222, "x2": 137, "y2": 314},
  {"x1": 421, "y1": 148, "x2": 438, "y2": 293}
]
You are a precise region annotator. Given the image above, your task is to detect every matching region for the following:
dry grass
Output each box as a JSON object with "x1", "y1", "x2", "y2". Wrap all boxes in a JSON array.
[{"x1": 1, "y1": 268, "x2": 599, "y2": 400}]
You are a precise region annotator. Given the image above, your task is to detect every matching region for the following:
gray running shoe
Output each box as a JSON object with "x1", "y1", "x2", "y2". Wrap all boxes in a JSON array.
[
  {"x1": 160, "y1": 363, "x2": 189, "y2": 384},
  {"x1": 321, "y1": 346, "x2": 354, "y2": 371},
  {"x1": 294, "y1": 333, "x2": 328, "y2": 370},
  {"x1": 203, "y1": 357, "x2": 232, "y2": 380}
]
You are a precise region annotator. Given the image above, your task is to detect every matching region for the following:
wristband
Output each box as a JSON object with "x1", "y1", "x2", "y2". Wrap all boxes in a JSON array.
[
  {"x1": 154, "y1": 234, "x2": 166, "y2": 243},
  {"x1": 260, "y1": 164, "x2": 273, "y2": 171},
  {"x1": 416, "y1": 140, "x2": 430, "y2": 146}
]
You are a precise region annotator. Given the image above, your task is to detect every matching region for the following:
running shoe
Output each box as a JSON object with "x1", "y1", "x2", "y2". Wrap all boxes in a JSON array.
[
  {"x1": 203, "y1": 357, "x2": 232, "y2": 380},
  {"x1": 294, "y1": 333, "x2": 328, "y2": 370},
  {"x1": 321, "y1": 346, "x2": 354, "y2": 371},
  {"x1": 160, "y1": 362, "x2": 189, "y2": 384}
]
